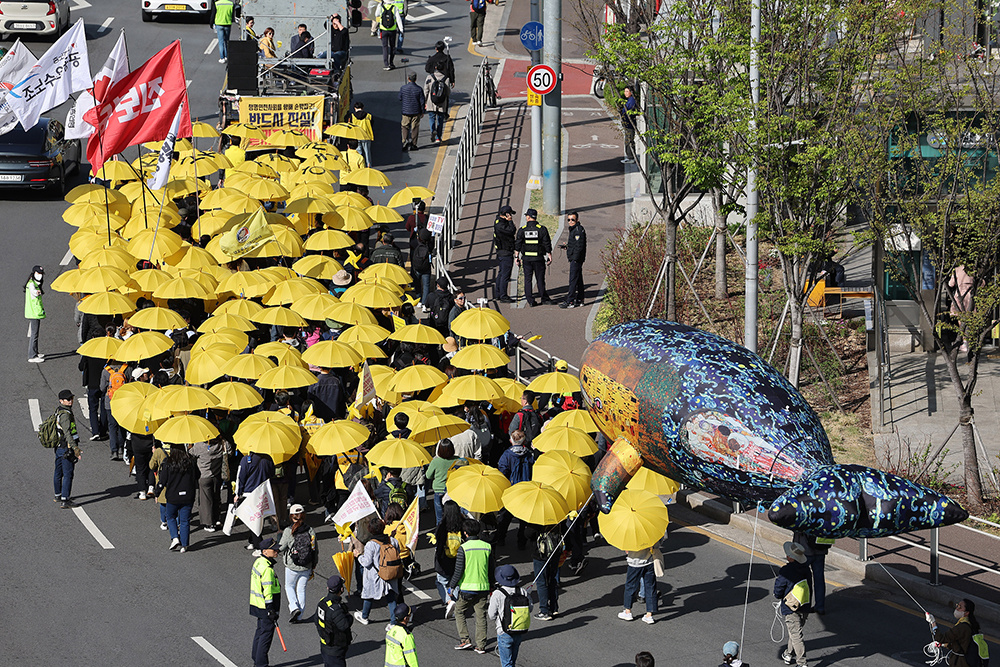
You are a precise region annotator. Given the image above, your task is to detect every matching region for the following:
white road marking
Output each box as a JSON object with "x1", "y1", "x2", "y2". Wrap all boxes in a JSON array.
[
  {"x1": 403, "y1": 580, "x2": 431, "y2": 600},
  {"x1": 70, "y1": 0, "x2": 91, "y2": 9},
  {"x1": 72, "y1": 507, "x2": 115, "y2": 549},
  {"x1": 99, "y1": 17, "x2": 114, "y2": 32},
  {"x1": 191, "y1": 637, "x2": 239, "y2": 667},
  {"x1": 60, "y1": 248, "x2": 74, "y2": 265},
  {"x1": 407, "y1": 0, "x2": 446, "y2": 22},
  {"x1": 205, "y1": 39, "x2": 218, "y2": 55},
  {"x1": 78, "y1": 397, "x2": 89, "y2": 414},
  {"x1": 29, "y1": 399, "x2": 42, "y2": 431},
  {"x1": 186, "y1": 79, "x2": 192, "y2": 87},
  {"x1": 591, "y1": 134, "x2": 598, "y2": 141}
]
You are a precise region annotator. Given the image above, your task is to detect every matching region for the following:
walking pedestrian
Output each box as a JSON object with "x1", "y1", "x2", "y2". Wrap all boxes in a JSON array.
[
  {"x1": 384, "y1": 602, "x2": 418, "y2": 666},
  {"x1": 514, "y1": 209, "x2": 552, "y2": 307},
  {"x1": 495, "y1": 430, "x2": 534, "y2": 548},
  {"x1": 410, "y1": 229, "x2": 433, "y2": 306},
  {"x1": 793, "y1": 531, "x2": 833, "y2": 615},
  {"x1": 250, "y1": 537, "x2": 282, "y2": 667},
  {"x1": 424, "y1": 66, "x2": 450, "y2": 143},
  {"x1": 559, "y1": 212, "x2": 587, "y2": 308},
  {"x1": 316, "y1": 574, "x2": 353, "y2": 667},
  {"x1": 371, "y1": 232, "x2": 405, "y2": 265},
  {"x1": 488, "y1": 565, "x2": 532, "y2": 667},
  {"x1": 386, "y1": 0, "x2": 406, "y2": 52},
  {"x1": 774, "y1": 541, "x2": 811, "y2": 666},
  {"x1": 51, "y1": 389, "x2": 81, "y2": 509},
  {"x1": 155, "y1": 445, "x2": 200, "y2": 553},
  {"x1": 469, "y1": 0, "x2": 487, "y2": 46},
  {"x1": 236, "y1": 451, "x2": 278, "y2": 549},
  {"x1": 25, "y1": 265, "x2": 45, "y2": 363},
  {"x1": 449, "y1": 518, "x2": 495, "y2": 654},
  {"x1": 102, "y1": 357, "x2": 130, "y2": 463},
  {"x1": 425, "y1": 40, "x2": 456, "y2": 86},
  {"x1": 373, "y1": 0, "x2": 402, "y2": 71},
  {"x1": 355, "y1": 517, "x2": 401, "y2": 625},
  {"x1": 618, "y1": 543, "x2": 661, "y2": 624},
  {"x1": 191, "y1": 438, "x2": 224, "y2": 531},
  {"x1": 280, "y1": 504, "x2": 319, "y2": 623},
  {"x1": 213, "y1": 0, "x2": 235, "y2": 63},
  {"x1": 349, "y1": 102, "x2": 374, "y2": 166},
  {"x1": 399, "y1": 72, "x2": 425, "y2": 151},
  {"x1": 531, "y1": 524, "x2": 562, "y2": 621},
  {"x1": 620, "y1": 85, "x2": 639, "y2": 164},
  {"x1": 425, "y1": 439, "x2": 459, "y2": 525},
  {"x1": 433, "y1": 500, "x2": 464, "y2": 604},
  {"x1": 78, "y1": 353, "x2": 108, "y2": 445},
  {"x1": 493, "y1": 206, "x2": 516, "y2": 302}
]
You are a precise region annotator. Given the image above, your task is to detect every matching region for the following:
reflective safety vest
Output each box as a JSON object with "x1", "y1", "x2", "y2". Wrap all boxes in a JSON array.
[
  {"x1": 377, "y1": 4, "x2": 398, "y2": 31},
  {"x1": 521, "y1": 223, "x2": 542, "y2": 258},
  {"x1": 458, "y1": 539, "x2": 491, "y2": 592},
  {"x1": 815, "y1": 537, "x2": 835, "y2": 545},
  {"x1": 24, "y1": 278, "x2": 44, "y2": 319},
  {"x1": 384, "y1": 624, "x2": 418, "y2": 667},
  {"x1": 784, "y1": 578, "x2": 811, "y2": 611},
  {"x1": 214, "y1": 0, "x2": 234, "y2": 26},
  {"x1": 250, "y1": 556, "x2": 281, "y2": 610},
  {"x1": 387, "y1": 0, "x2": 406, "y2": 17}
]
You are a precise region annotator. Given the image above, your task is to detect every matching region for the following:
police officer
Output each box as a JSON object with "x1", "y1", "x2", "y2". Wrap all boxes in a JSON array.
[
  {"x1": 559, "y1": 211, "x2": 587, "y2": 308},
  {"x1": 316, "y1": 574, "x2": 353, "y2": 667},
  {"x1": 53, "y1": 389, "x2": 80, "y2": 508},
  {"x1": 514, "y1": 208, "x2": 552, "y2": 307},
  {"x1": 250, "y1": 537, "x2": 282, "y2": 667},
  {"x1": 384, "y1": 602, "x2": 418, "y2": 666},
  {"x1": 493, "y1": 205, "x2": 516, "y2": 302}
]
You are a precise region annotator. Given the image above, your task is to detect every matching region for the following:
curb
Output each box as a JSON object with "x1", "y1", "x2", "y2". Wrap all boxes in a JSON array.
[{"x1": 676, "y1": 490, "x2": 1000, "y2": 627}]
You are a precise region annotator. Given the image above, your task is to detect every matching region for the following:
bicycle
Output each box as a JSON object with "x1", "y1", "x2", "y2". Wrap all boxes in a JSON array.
[
  {"x1": 475, "y1": 60, "x2": 500, "y2": 107},
  {"x1": 592, "y1": 62, "x2": 611, "y2": 99}
]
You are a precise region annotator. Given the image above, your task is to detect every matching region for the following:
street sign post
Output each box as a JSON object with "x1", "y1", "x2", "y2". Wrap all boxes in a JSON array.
[
  {"x1": 526, "y1": 64, "x2": 557, "y2": 95},
  {"x1": 520, "y1": 21, "x2": 544, "y2": 52}
]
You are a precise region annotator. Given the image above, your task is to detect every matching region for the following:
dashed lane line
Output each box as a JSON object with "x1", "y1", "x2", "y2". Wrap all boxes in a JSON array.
[
  {"x1": 98, "y1": 17, "x2": 113, "y2": 32},
  {"x1": 29, "y1": 399, "x2": 42, "y2": 431},
  {"x1": 403, "y1": 580, "x2": 432, "y2": 600},
  {"x1": 72, "y1": 506, "x2": 115, "y2": 549},
  {"x1": 191, "y1": 637, "x2": 239, "y2": 667},
  {"x1": 205, "y1": 39, "x2": 218, "y2": 55},
  {"x1": 60, "y1": 248, "x2": 74, "y2": 265}
]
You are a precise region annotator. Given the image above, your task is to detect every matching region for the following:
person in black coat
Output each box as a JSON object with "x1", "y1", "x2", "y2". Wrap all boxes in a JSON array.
[
  {"x1": 316, "y1": 574, "x2": 353, "y2": 666},
  {"x1": 78, "y1": 354, "x2": 109, "y2": 444},
  {"x1": 493, "y1": 205, "x2": 516, "y2": 302},
  {"x1": 307, "y1": 368, "x2": 346, "y2": 421},
  {"x1": 424, "y1": 40, "x2": 455, "y2": 86},
  {"x1": 155, "y1": 447, "x2": 200, "y2": 552},
  {"x1": 559, "y1": 211, "x2": 587, "y2": 308}
]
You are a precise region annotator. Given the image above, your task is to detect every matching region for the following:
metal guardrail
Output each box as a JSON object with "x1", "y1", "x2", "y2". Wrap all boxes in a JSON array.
[
  {"x1": 436, "y1": 57, "x2": 493, "y2": 275},
  {"x1": 512, "y1": 338, "x2": 581, "y2": 383}
]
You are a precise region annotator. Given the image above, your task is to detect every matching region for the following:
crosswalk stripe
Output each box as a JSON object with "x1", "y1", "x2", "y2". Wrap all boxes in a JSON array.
[
  {"x1": 403, "y1": 580, "x2": 432, "y2": 600},
  {"x1": 29, "y1": 399, "x2": 42, "y2": 431},
  {"x1": 72, "y1": 506, "x2": 114, "y2": 549},
  {"x1": 191, "y1": 637, "x2": 238, "y2": 667}
]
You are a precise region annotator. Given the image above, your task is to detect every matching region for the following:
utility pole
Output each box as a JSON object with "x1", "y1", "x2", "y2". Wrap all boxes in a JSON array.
[
  {"x1": 529, "y1": 0, "x2": 542, "y2": 187},
  {"x1": 744, "y1": 0, "x2": 760, "y2": 353},
  {"x1": 541, "y1": 0, "x2": 561, "y2": 216}
]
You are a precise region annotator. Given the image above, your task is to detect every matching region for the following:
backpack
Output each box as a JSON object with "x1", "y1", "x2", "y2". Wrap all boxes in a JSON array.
[
  {"x1": 38, "y1": 408, "x2": 66, "y2": 448},
  {"x1": 378, "y1": 539, "x2": 404, "y2": 580},
  {"x1": 387, "y1": 480, "x2": 408, "y2": 508},
  {"x1": 515, "y1": 408, "x2": 541, "y2": 443},
  {"x1": 443, "y1": 530, "x2": 462, "y2": 559},
  {"x1": 432, "y1": 293, "x2": 453, "y2": 329},
  {"x1": 290, "y1": 530, "x2": 315, "y2": 567},
  {"x1": 430, "y1": 77, "x2": 448, "y2": 106},
  {"x1": 471, "y1": 0, "x2": 486, "y2": 10},
  {"x1": 536, "y1": 530, "x2": 562, "y2": 560},
  {"x1": 965, "y1": 634, "x2": 990, "y2": 667},
  {"x1": 411, "y1": 244, "x2": 431, "y2": 274},
  {"x1": 380, "y1": 5, "x2": 396, "y2": 29},
  {"x1": 499, "y1": 587, "x2": 531, "y2": 634},
  {"x1": 106, "y1": 364, "x2": 127, "y2": 399}
]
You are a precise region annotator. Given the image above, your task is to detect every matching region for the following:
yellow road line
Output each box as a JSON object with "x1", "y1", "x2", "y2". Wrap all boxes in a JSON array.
[
  {"x1": 468, "y1": 39, "x2": 483, "y2": 57},
  {"x1": 427, "y1": 106, "x2": 458, "y2": 193}
]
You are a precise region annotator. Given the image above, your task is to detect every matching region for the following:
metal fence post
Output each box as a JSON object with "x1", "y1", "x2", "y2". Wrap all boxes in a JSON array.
[
  {"x1": 858, "y1": 537, "x2": 868, "y2": 561},
  {"x1": 516, "y1": 347, "x2": 523, "y2": 383},
  {"x1": 930, "y1": 528, "x2": 940, "y2": 586}
]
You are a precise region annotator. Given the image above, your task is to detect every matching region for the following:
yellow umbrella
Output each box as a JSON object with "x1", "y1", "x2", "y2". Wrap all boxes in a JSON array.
[
  {"x1": 128, "y1": 306, "x2": 187, "y2": 331},
  {"x1": 69, "y1": 229, "x2": 127, "y2": 257},
  {"x1": 80, "y1": 291, "x2": 136, "y2": 315},
  {"x1": 527, "y1": 372, "x2": 582, "y2": 395},
  {"x1": 333, "y1": 550, "x2": 355, "y2": 592},
  {"x1": 76, "y1": 266, "x2": 131, "y2": 293},
  {"x1": 77, "y1": 337, "x2": 123, "y2": 360},
  {"x1": 158, "y1": 386, "x2": 220, "y2": 413},
  {"x1": 347, "y1": 340, "x2": 387, "y2": 360},
  {"x1": 152, "y1": 276, "x2": 212, "y2": 300},
  {"x1": 327, "y1": 303, "x2": 378, "y2": 327},
  {"x1": 495, "y1": 378, "x2": 528, "y2": 402},
  {"x1": 65, "y1": 184, "x2": 130, "y2": 206},
  {"x1": 256, "y1": 152, "x2": 300, "y2": 172},
  {"x1": 389, "y1": 365, "x2": 448, "y2": 394},
  {"x1": 339, "y1": 324, "x2": 391, "y2": 346},
  {"x1": 442, "y1": 375, "x2": 503, "y2": 402},
  {"x1": 450, "y1": 308, "x2": 511, "y2": 340},
  {"x1": 532, "y1": 425, "x2": 598, "y2": 457},
  {"x1": 259, "y1": 266, "x2": 298, "y2": 282},
  {"x1": 251, "y1": 306, "x2": 308, "y2": 328},
  {"x1": 502, "y1": 481, "x2": 569, "y2": 525},
  {"x1": 256, "y1": 342, "x2": 309, "y2": 368},
  {"x1": 302, "y1": 340, "x2": 363, "y2": 369},
  {"x1": 367, "y1": 438, "x2": 432, "y2": 468},
  {"x1": 191, "y1": 120, "x2": 220, "y2": 138},
  {"x1": 210, "y1": 381, "x2": 265, "y2": 410},
  {"x1": 367, "y1": 365, "x2": 399, "y2": 402},
  {"x1": 79, "y1": 247, "x2": 136, "y2": 272},
  {"x1": 92, "y1": 159, "x2": 143, "y2": 182},
  {"x1": 198, "y1": 313, "x2": 257, "y2": 333},
  {"x1": 388, "y1": 323, "x2": 446, "y2": 345},
  {"x1": 533, "y1": 450, "x2": 592, "y2": 511},
  {"x1": 127, "y1": 229, "x2": 184, "y2": 262},
  {"x1": 214, "y1": 298, "x2": 265, "y2": 318},
  {"x1": 307, "y1": 420, "x2": 371, "y2": 456},
  {"x1": 548, "y1": 409, "x2": 598, "y2": 432},
  {"x1": 627, "y1": 468, "x2": 682, "y2": 497},
  {"x1": 144, "y1": 137, "x2": 193, "y2": 152},
  {"x1": 242, "y1": 224, "x2": 304, "y2": 259},
  {"x1": 290, "y1": 292, "x2": 341, "y2": 320},
  {"x1": 244, "y1": 179, "x2": 290, "y2": 202},
  {"x1": 50, "y1": 269, "x2": 83, "y2": 294},
  {"x1": 324, "y1": 123, "x2": 367, "y2": 140},
  {"x1": 342, "y1": 167, "x2": 391, "y2": 188},
  {"x1": 232, "y1": 160, "x2": 278, "y2": 178},
  {"x1": 447, "y1": 465, "x2": 510, "y2": 513},
  {"x1": 359, "y1": 262, "x2": 413, "y2": 286},
  {"x1": 387, "y1": 186, "x2": 435, "y2": 208},
  {"x1": 265, "y1": 129, "x2": 312, "y2": 148},
  {"x1": 451, "y1": 344, "x2": 510, "y2": 371},
  {"x1": 334, "y1": 206, "x2": 375, "y2": 232},
  {"x1": 298, "y1": 156, "x2": 347, "y2": 173},
  {"x1": 172, "y1": 246, "x2": 218, "y2": 270},
  {"x1": 257, "y1": 364, "x2": 318, "y2": 389},
  {"x1": 192, "y1": 329, "x2": 249, "y2": 355},
  {"x1": 63, "y1": 201, "x2": 130, "y2": 226},
  {"x1": 234, "y1": 412, "x2": 301, "y2": 463},
  {"x1": 176, "y1": 268, "x2": 221, "y2": 294},
  {"x1": 110, "y1": 382, "x2": 163, "y2": 434},
  {"x1": 387, "y1": 400, "x2": 443, "y2": 426},
  {"x1": 125, "y1": 268, "x2": 171, "y2": 293},
  {"x1": 285, "y1": 196, "x2": 337, "y2": 215},
  {"x1": 293, "y1": 254, "x2": 344, "y2": 280},
  {"x1": 290, "y1": 181, "x2": 337, "y2": 199},
  {"x1": 156, "y1": 414, "x2": 220, "y2": 444},
  {"x1": 202, "y1": 187, "x2": 250, "y2": 208},
  {"x1": 115, "y1": 331, "x2": 174, "y2": 361},
  {"x1": 329, "y1": 191, "x2": 372, "y2": 208},
  {"x1": 223, "y1": 123, "x2": 267, "y2": 141},
  {"x1": 186, "y1": 346, "x2": 238, "y2": 385},
  {"x1": 340, "y1": 282, "x2": 402, "y2": 309},
  {"x1": 222, "y1": 353, "x2": 277, "y2": 380},
  {"x1": 410, "y1": 414, "x2": 470, "y2": 444},
  {"x1": 366, "y1": 204, "x2": 404, "y2": 223},
  {"x1": 303, "y1": 230, "x2": 354, "y2": 252},
  {"x1": 217, "y1": 272, "x2": 273, "y2": 299},
  {"x1": 297, "y1": 141, "x2": 343, "y2": 158},
  {"x1": 263, "y1": 277, "x2": 325, "y2": 306},
  {"x1": 598, "y1": 488, "x2": 669, "y2": 551}
]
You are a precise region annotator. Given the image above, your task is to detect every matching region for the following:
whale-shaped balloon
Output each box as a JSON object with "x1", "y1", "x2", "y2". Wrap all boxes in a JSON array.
[{"x1": 581, "y1": 319, "x2": 967, "y2": 538}]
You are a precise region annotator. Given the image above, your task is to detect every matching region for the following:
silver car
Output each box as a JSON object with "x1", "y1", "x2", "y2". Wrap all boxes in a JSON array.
[{"x1": 0, "y1": 0, "x2": 72, "y2": 39}]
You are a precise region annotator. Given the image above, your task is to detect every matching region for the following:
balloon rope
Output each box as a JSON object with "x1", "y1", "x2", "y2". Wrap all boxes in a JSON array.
[
  {"x1": 874, "y1": 560, "x2": 929, "y2": 615},
  {"x1": 529, "y1": 493, "x2": 593, "y2": 589},
  {"x1": 740, "y1": 506, "x2": 762, "y2": 654}
]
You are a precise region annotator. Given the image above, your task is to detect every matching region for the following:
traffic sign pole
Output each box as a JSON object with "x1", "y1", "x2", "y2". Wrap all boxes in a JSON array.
[
  {"x1": 527, "y1": 7, "x2": 542, "y2": 186},
  {"x1": 542, "y1": 0, "x2": 561, "y2": 217}
]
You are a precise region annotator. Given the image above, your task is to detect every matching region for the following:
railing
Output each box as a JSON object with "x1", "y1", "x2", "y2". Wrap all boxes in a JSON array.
[
  {"x1": 873, "y1": 286, "x2": 892, "y2": 429},
  {"x1": 436, "y1": 58, "x2": 494, "y2": 277},
  {"x1": 512, "y1": 337, "x2": 581, "y2": 383},
  {"x1": 857, "y1": 515, "x2": 1000, "y2": 587}
]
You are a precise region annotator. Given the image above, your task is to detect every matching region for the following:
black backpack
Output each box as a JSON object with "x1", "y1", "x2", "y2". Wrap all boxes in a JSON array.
[
  {"x1": 432, "y1": 293, "x2": 453, "y2": 328},
  {"x1": 536, "y1": 530, "x2": 562, "y2": 560},
  {"x1": 430, "y1": 78, "x2": 448, "y2": 106},
  {"x1": 516, "y1": 408, "x2": 541, "y2": 443},
  {"x1": 411, "y1": 244, "x2": 431, "y2": 274},
  {"x1": 499, "y1": 587, "x2": 531, "y2": 634},
  {"x1": 380, "y1": 5, "x2": 396, "y2": 29},
  {"x1": 290, "y1": 530, "x2": 315, "y2": 567}
]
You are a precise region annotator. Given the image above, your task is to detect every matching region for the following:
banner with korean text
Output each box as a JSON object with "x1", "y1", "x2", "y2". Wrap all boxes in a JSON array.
[{"x1": 238, "y1": 95, "x2": 324, "y2": 147}]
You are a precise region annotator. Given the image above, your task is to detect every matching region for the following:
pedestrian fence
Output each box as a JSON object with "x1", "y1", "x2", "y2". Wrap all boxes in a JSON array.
[{"x1": 857, "y1": 515, "x2": 1000, "y2": 587}]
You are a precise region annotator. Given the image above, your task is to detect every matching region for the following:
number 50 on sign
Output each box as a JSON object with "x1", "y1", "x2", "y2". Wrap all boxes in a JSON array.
[{"x1": 526, "y1": 64, "x2": 557, "y2": 95}]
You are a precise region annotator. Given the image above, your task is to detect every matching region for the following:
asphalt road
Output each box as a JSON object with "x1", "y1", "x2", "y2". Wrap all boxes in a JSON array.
[{"x1": 0, "y1": 2, "x2": 965, "y2": 666}]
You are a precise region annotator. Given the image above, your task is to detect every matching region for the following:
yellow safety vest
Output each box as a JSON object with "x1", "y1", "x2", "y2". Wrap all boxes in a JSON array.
[
  {"x1": 457, "y1": 539, "x2": 491, "y2": 592},
  {"x1": 250, "y1": 556, "x2": 281, "y2": 610},
  {"x1": 785, "y1": 578, "x2": 811, "y2": 611},
  {"x1": 384, "y1": 624, "x2": 418, "y2": 667}
]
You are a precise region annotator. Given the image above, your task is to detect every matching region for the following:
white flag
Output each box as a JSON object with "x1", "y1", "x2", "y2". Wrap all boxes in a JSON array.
[
  {"x1": 146, "y1": 105, "x2": 184, "y2": 190},
  {"x1": 0, "y1": 40, "x2": 39, "y2": 136},
  {"x1": 66, "y1": 30, "x2": 128, "y2": 140},
  {"x1": 7, "y1": 20, "x2": 91, "y2": 130},
  {"x1": 332, "y1": 480, "x2": 378, "y2": 527},
  {"x1": 234, "y1": 479, "x2": 277, "y2": 536}
]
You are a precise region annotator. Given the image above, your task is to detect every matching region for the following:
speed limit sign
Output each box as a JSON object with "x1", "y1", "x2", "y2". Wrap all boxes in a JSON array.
[{"x1": 526, "y1": 64, "x2": 557, "y2": 95}]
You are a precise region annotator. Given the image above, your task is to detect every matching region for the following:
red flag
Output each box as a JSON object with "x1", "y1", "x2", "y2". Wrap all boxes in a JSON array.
[{"x1": 86, "y1": 41, "x2": 191, "y2": 173}]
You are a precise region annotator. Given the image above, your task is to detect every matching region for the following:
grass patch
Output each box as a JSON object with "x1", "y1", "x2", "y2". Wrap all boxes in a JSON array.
[{"x1": 821, "y1": 410, "x2": 875, "y2": 467}]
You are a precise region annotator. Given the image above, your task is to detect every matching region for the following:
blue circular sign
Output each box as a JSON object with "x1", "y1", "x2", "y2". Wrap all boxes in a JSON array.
[{"x1": 520, "y1": 21, "x2": 544, "y2": 52}]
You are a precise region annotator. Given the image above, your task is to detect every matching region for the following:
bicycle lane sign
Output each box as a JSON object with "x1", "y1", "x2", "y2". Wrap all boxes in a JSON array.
[{"x1": 520, "y1": 21, "x2": 544, "y2": 51}]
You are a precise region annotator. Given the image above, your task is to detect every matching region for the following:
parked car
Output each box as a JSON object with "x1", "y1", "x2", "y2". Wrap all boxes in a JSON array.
[
  {"x1": 0, "y1": 0, "x2": 71, "y2": 38},
  {"x1": 0, "y1": 117, "x2": 80, "y2": 194},
  {"x1": 141, "y1": 0, "x2": 212, "y2": 23}
]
